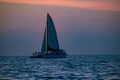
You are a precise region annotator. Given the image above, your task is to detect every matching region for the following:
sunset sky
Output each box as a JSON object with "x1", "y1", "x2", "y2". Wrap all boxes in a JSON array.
[
  {"x1": 0, "y1": 0, "x2": 120, "y2": 11},
  {"x1": 0, "y1": 0, "x2": 120, "y2": 55}
]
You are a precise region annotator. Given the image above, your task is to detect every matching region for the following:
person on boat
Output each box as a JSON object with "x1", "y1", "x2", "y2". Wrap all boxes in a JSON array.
[{"x1": 33, "y1": 52, "x2": 35, "y2": 56}]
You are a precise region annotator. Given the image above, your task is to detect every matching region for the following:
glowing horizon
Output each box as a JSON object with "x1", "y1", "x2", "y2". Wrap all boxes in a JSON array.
[{"x1": 0, "y1": 0, "x2": 120, "y2": 11}]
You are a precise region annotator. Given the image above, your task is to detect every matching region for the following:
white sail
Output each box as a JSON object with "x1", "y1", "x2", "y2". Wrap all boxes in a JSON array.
[{"x1": 41, "y1": 13, "x2": 59, "y2": 54}]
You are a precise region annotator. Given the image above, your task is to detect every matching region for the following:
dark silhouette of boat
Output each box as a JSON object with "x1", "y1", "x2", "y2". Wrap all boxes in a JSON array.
[{"x1": 30, "y1": 13, "x2": 67, "y2": 58}]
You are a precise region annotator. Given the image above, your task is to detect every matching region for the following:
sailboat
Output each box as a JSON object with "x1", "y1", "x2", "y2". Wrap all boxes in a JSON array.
[{"x1": 30, "y1": 13, "x2": 67, "y2": 58}]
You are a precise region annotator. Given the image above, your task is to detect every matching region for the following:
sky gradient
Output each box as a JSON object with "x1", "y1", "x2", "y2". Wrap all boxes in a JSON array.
[
  {"x1": 0, "y1": 1, "x2": 120, "y2": 56},
  {"x1": 0, "y1": 0, "x2": 120, "y2": 11}
]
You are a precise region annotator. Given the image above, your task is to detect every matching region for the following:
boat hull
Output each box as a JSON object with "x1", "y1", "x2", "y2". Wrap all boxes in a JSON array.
[{"x1": 30, "y1": 52, "x2": 67, "y2": 58}]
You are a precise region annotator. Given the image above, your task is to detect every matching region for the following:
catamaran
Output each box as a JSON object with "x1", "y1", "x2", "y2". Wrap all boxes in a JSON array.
[{"x1": 30, "y1": 13, "x2": 67, "y2": 58}]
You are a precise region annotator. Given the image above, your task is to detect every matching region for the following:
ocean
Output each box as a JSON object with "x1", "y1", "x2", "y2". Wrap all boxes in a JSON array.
[{"x1": 0, "y1": 55, "x2": 120, "y2": 80}]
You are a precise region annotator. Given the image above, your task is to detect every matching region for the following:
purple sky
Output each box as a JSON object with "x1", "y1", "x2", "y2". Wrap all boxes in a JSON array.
[{"x1": 0, "y1": 2, "x2": 120, "y2": 56}]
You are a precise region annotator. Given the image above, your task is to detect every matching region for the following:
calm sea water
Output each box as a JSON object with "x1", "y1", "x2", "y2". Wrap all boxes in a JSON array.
[{"x1": 0, "y1": 55, "x2": 120, "y2": 80}]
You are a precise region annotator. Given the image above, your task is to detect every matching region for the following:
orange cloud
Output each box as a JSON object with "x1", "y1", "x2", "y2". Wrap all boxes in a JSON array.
[{"x1": 0, "y1": 0, "x2": 120, "y2": 11}]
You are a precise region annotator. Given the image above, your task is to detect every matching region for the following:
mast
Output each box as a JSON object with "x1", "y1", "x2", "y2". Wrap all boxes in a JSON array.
[{"x1": 46, "y1": 14, "x2": 48, "y2": 54}]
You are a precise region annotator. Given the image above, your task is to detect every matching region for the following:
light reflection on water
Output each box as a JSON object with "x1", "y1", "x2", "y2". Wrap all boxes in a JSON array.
[{"x1": 0, "y1": 55, "x2": 120, "y2": 80}]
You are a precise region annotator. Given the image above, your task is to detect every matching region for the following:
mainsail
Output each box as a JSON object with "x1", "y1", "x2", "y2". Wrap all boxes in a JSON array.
[{"x1": 41, "y1": 13, "x2": 59, "y2": 54}]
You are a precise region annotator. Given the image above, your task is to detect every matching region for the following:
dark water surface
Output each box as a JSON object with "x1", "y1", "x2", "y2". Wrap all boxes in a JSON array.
[{"x1": 0, "y1": 55, "x2": 120, "y2": 80}]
